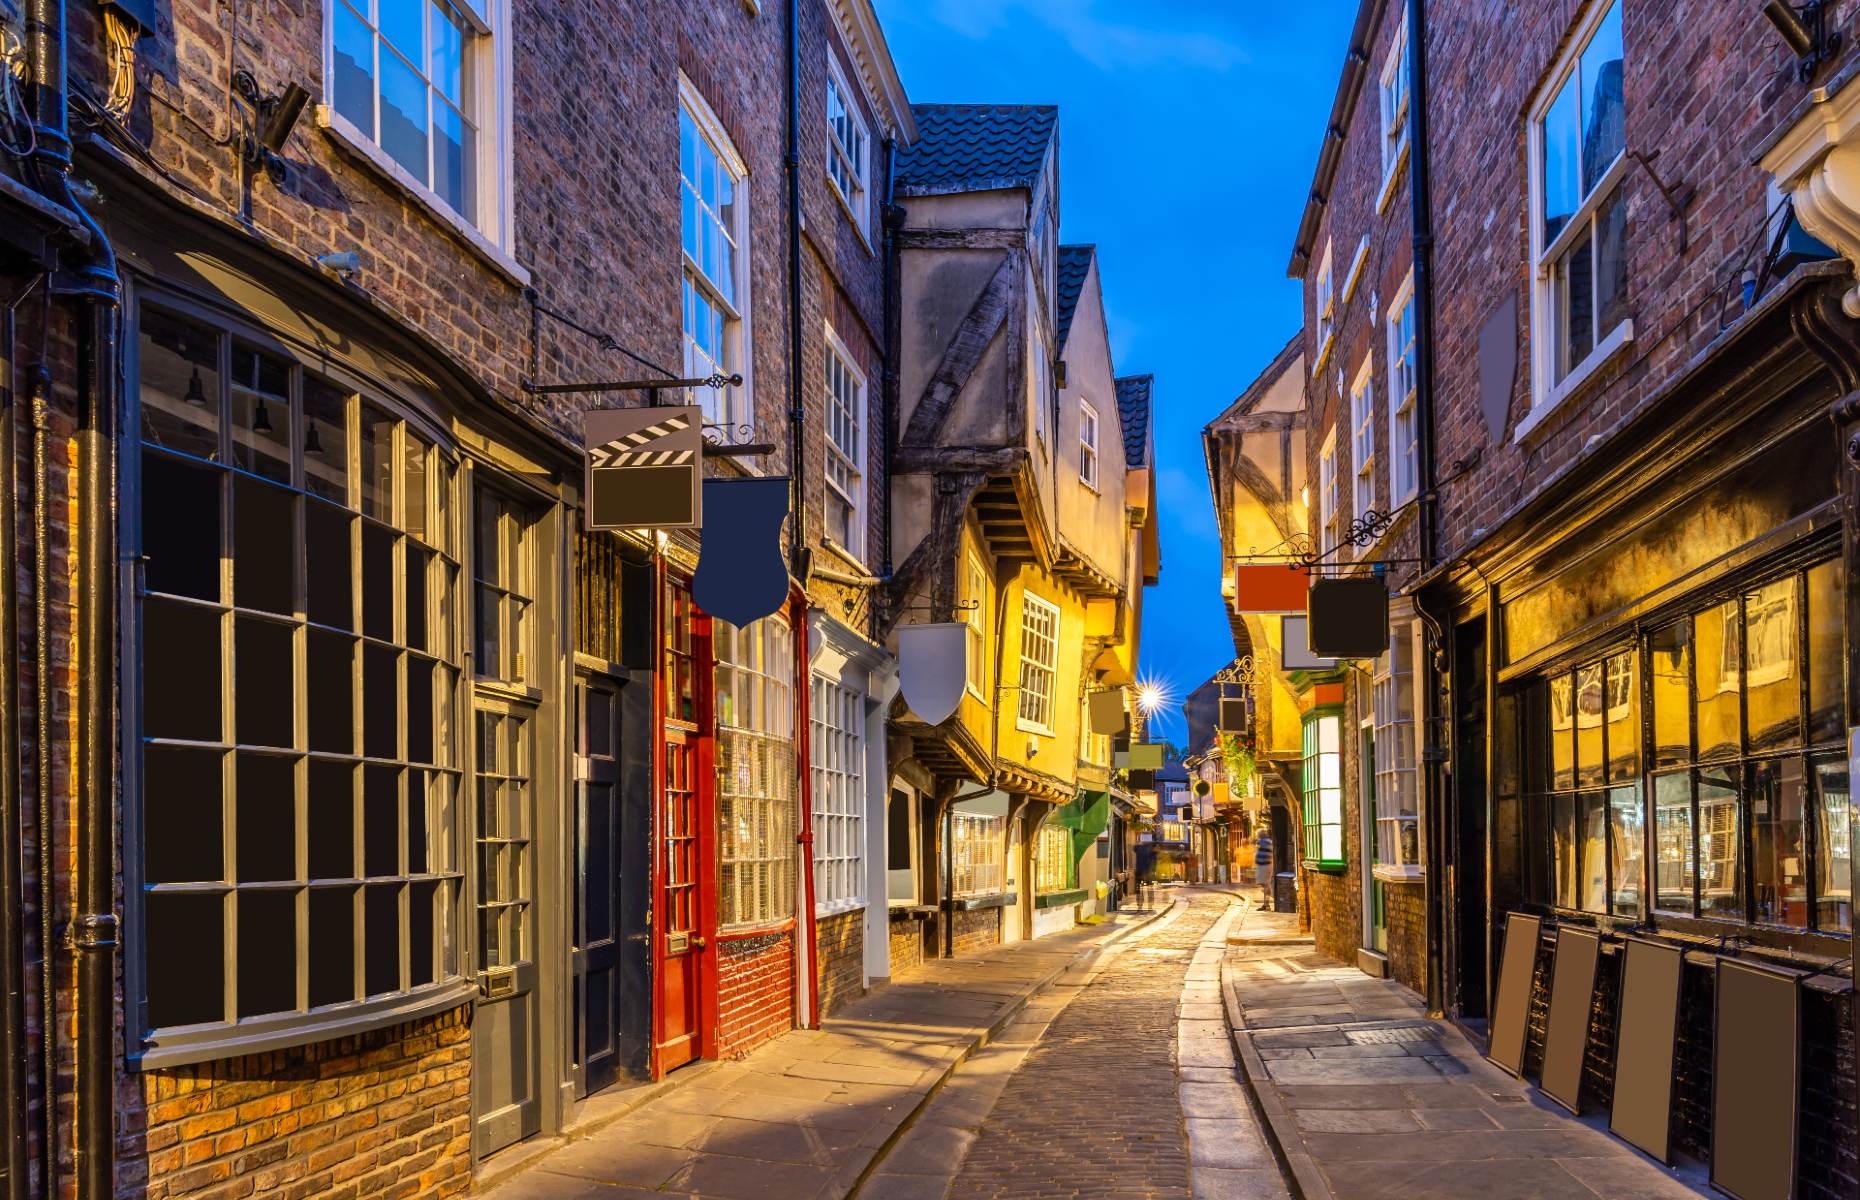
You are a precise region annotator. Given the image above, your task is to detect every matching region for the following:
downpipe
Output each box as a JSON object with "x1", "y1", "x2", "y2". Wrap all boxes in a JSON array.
[{"x1": 784, "y1": 0, "x2": 806, "y2": 578}]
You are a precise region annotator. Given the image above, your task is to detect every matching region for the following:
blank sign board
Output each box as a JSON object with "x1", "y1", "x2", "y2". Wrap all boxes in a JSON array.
[
  {"x1": 1609, "y1": 937, "x2": 1682, "y2": 1163},
  {"x1": 1712, "y1": 958, "x2": 1800, "y2": 1200},
  {"x1": 1539, "y1": 927, "x2": 1600, "y2": 1113},
  {"x1": 1486, "y1": 911, "x2": 1540, "y2": 1077}
]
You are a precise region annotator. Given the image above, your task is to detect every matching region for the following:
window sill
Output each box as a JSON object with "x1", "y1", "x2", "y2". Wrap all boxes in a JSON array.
[
  {"x1": 1312, "y1": 330, "x2": 1336, "y2": 376},
  {"x1": 816, "y1": 899, "x2": 866, "y2": 919},
  {"x1": 316, "y1": 107, "x2": 532, "y2": 289},
  {"x1": 1372, "y1": 863, "x2": 1424, "y2": 884},
  {"x1": 1302, "y1": 859, "x2": 1346, "y2": 875},
  {"x1": 946, "y1": 891, "x2": 1015, "y2": 911},
  {"x1": 1034, "y1": 888, "x2": 1089, "y2": 909},
  {"x1": 1376, "y1": 140, "x2": 1409, "y2": 216},
  {"x1": 1079, "y1": 473, "x2": 1100, "y2": 494},
  {"x1": 131, "y1": 977, "x2": 475, "y2": 1070},
  {"x1": 1515, "y1": 318, "x2": 1633, "y2": 444},
  {"x1": 818, "y1": 535, "x2": 875, "y2": 578},
  {"x1": 1015, "y1": 719, "x2": 1055, "y2": 738}
]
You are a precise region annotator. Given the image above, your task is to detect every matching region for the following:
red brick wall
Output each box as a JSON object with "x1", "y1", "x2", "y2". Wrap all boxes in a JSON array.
[
  {"x1": 1301, "y1": 868, "x2": 1357, "y2": 967},
  {"x1": 887, "y1": 916, "x2": 926, "y2": 979},
  {"x1": 716, "y1": 928, "x2": 796, "y2": 1060},
  {"x1": 1384, "y1": 879, "x2": 1427, "y2": 994},
  {"x1": 949, "y1": 907, "x2": 1000, "y2": 959},
  {"x1": 126, "y1": 1007, "x2": 471, "y2": 1200},
  {"x1": 814, "y1": 908, "x2": 865, "y2": 1017}
]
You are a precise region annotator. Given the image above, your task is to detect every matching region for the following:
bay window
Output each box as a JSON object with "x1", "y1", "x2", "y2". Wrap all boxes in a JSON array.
[
  {"x1": 715, "y1": 614, "x2": 796, "y2": 927},
  {"x1": 1034, "y1": 822, "x2": 1073, "y2": 895},
  {"x1": 1371, "y1": 621, "x2": 1421, "y2": 876},
  {"x1": 132, "y1": 301, "x2": 465, "y2": 1064},
  {"x1": 1301, "y1": 710, "x2": 1344, "y2": 869},
  {"x1": 810, "y1": 676, "x2": 865, "y2": 913},
  {"x1": 681, "y1": 80, "x2": 750, "y2": 429},
  {"x1": 1528, "y1": 0, "x2": 1627, "y2": 409}
]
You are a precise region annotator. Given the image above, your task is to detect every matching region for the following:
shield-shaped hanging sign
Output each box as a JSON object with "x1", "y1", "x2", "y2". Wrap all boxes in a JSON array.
[
  {"x1": 584, "y1": 405, "x2": 703, "y2": 530},
  {"x1": 1089, "y1": 687, "x2": 1128, "y2": 735},
  {"x1": 692, "y1": 477, "x2": 790, "y2": 627},
  {"x1": 897, "y1": 623, "x2": 968, "y2": 726}
]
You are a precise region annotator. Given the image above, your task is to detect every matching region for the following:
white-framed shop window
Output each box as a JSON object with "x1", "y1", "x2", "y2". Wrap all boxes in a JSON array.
[
  {"x1": 326, "y1": 0, "x2": 510, "y2": 253},
  {"x1": 810, "y1": 674, "x2": 865, "y2": 913},
  {"x1": 1078, "y1": 399, "x2": 1099, "y2": 490},
  {"x1": 952, "y1": 810, "x2": 1005, "y2": 897},
  {"x1": 823, "y1": 326, "x2": 866, "y2": 561},
  {"x1": 1526, "y1": 0, "x2": 1628, "y2": 418},
  {"x1": 1372, "y1": 618, "x2": 1423, "y2": 878},
  {"x1": 1017, "y1": 592, "x2": 1059, "y2": 734},
  {"x1": 825, "y1": 53, "x2": 871, "y2": 237},
  {"x1": 1387, "y1": 273, "x2": 1419, "y2": 505},
  {"x1": 715, "y1": 613, "x2": 796, "y2": 928},
  {"x1": 1378, "y1": 14, "x2": 1411, "y2": 206},
  {"x1": 1350, "y1": 358, "x2": 1376, "y2": 522},
  {"x1": 1034, "y1": 821, "x2": 1072, "y2": 894},
  {"x1": 680, "y1": 77, "x2": 752, "y2": 430}
]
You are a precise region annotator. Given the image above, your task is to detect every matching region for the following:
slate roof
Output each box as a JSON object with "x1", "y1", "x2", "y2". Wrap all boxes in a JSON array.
[
  {"x1": 1115, "y1": 374, "x2": 1154, "y2": 470},
  {"x1": 895, "y1": 104, "x2": 1059, "y2": 197},
  {"x1": 1054, "y1": 244, "x2": 1094, "y2": 351}
]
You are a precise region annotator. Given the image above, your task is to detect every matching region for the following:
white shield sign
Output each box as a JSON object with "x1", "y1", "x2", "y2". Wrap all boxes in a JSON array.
[{"x1": 898, "y1": 623, "x2": 969, "y2": 726}]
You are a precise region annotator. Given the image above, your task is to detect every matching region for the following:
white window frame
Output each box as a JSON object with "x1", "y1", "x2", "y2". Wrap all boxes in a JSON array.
[
  {"x1": 822, "y1": 325, "x2": 866, "y2": 564},
  {"x1": 952, "y1": 810, "x2": 1006, "y2": 898},
  {"x1": 1016, "y1": 591, "x2": 1060, "y2": 735},
  {"x1": 1523, "y1": 0, "x2": 1630, "y2": 431},
  {"x1": 680, "y1": 76, "x2": 754, "y2": 433},
  {"x1": 1318, "y1": 427, "x2": 1342, "y2": 565},
  {"x1": 1378, "y1": 14, "x2": 1411, "y2": 212},
  {"x1": 825, "y1": 53, "x2": 872, "y2": 241},
  {"x1": 810, "y1": 674, "x2": 865, "y2": 914},
  {"x1": 1372, "y1": 619, "x2": 1423, "y2": 879},
  {"x1": 1313, "y1": 241, "x2": 1336, "y2": 372},
  {"x1": 1078, "y1": 399, "x2": 1100, "y2": 490},
  {"x1": 714, "y1": 614, "x2": 796, "y2": 929},
  {"x1": 1350, "y1": 358, "x2": 1376, "y2": 525},
  {"x1": 320, "y1": 0, "x2": 522, "y2": 279},
  {"x1": 1386, "y1": 272, "x2": 1419, "y2": 506},
  {"x1": 1028, "y1": 294, "x2": 1051, "y2": 449},
  {"x1": 964, "y1": 550, "x2": 988, "y2": 700},
  {"x1": 1033, "y1": 821, "x2": 1072, "y2": 895}
]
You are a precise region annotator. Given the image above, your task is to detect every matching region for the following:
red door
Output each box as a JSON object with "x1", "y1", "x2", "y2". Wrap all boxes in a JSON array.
[{"x1": 654, "y1": 571, "x2": 715, "y2": 1073}]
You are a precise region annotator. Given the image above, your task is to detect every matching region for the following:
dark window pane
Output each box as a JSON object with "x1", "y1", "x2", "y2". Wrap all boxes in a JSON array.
[
  {"x1": 1744, "y1": 578, "x2": 1801, "y2": 752},
  {"x1": 1604, "y1": 652, "x2": 1638, "y2": 783},
  {"x1": 138, "y1": 308, "x2": 221, "y2": 460},
  {"x1": 1578, "y1": 1, "x2": 1624, "y2": 193},
  {"x1": 407, "y1": 771, "x2": 428, "y2": 874},
  {"x1": 235, "y1": 617, "x2": 294, "y2": 748},
  {"x1": 144, "y1": 598, "x2": 221, "y2": 742},
  {"x1": 364, "y1": 884, "x2": 401, "y2": 996},
  {"x1": 236, "y1": 888, "x2": 296, "y2": 1017},
  {"x1": 308, "y1": 886, "x2": 356, "y2": 1007},
  {"x1": 1807, "y1": 560, "x2": 1843, "y2": 745},
  {"x1": 1579, "y1": 790, "x2": 1607, "y2": 914},
  {"x1": 1751, "y1": 758, "x2": 1808, "y2": 927},
  {"x1": 1694, "y1": 601, "x2": 1741, "y2": 761},
  {"x1": 405, "y1": 546, "x2": 429, "y2": 653},
  {"x1": 1698, "y1": 766, "x2": 1742, "y2": 918},
  {"x1": 144, "y1": 745, "x2": 223, "y2": 883},
  {"x1": 1575, "y1": 662, "x2": 1604, "y2": 789},
  {"x1": 364, "y1": 765, "x2": 400, "y2": 877},
  {"x1": 360, "y1": 406, "x2": 395, "y2": 522},
  {"x1": 147, "y1": 892, "x2": 223, "y2": 1028},
  {"x1": 1609, "y1": 783, "x2": 1642, "y2": 918},
  {"x1": 307, "y1": 630, "x2": 355, "y2": 754},
  {"x1": 235, "y1": 752, "x2": 296, "y2": 882},
  {"x1": 308, "y1": 760, "x2": 355, "y2": 879},
  {"x1": 230, "y1": 343, "x2": 293, "y2": 484},
  {"x1": 364, "y1": 643, "x2": 399, "y2": 760},
  {"x1": 1813, "y1": 753, "x2": 1852, "y2": 931},
  {"x1": 303, "y1": 377, "x2": 351, "y2": 504},
  {"x1": 475, "y1": 492, "x2": 500, "y2": 582},
  {"x1": 306, "y1": 499, "x2": 353, "y2": 631},
  {"x1": 409, "y1": 881, "x2": 435, "y2": 988},
  {"x1": 141, "y1": 451, "x2": 221, "y2": 601},
  {"x1": 1550, "y1": 675, "x2": 1574, "y2": 791},
  {"x1": 476, "y1": 585, "x2": 500, "y2": 679},
  {"x1": 1557, "y1": 226, "x2": 1593, "y2": 380},
  {"x1": 1654, "y1": 771, "x2": 1694, "y2": 915},
  {"x1": 1553, "y1": 791, "x2": 1577, "y2": 908},
  {"x1": 233, "y1": 473, "x2": 295, "y2": 616},
  {"x1": 1594, "y1": 185, "x2": 1628, "y2": 336},
  {"x1": 362, "y1": 521, "x2": 396, "y2": 642},
  {"x1": 582, "y1": 780, "x2": 611, "y2": 939},
  {"x1": 887, "y1": 790, "x2": 910, "y2": 871},
  {"x1": 1650, "y1": 622, "x2": 1691, "y2": 769},
  {"x1": 407, "y1": 657, "x2": 433, "y2": 765}
]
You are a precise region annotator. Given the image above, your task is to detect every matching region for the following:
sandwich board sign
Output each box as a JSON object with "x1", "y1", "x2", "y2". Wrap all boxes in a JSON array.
[{"x1": 584, "y1": 405, "x2": 703, "y2": 530}]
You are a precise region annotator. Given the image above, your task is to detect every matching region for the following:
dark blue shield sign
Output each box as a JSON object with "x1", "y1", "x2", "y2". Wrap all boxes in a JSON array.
[{"x1": 693, "y1": 477, "x2": 790, "y2": 627}]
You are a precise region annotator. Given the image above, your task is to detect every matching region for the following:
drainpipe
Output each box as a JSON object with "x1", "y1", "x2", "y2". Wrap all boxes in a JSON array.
[
  {"x1": 880, "y1": 138, "x2": 900, "y2": 588},
  {"x1": 25, "y1": 0, "x2": 123, "y2": 1191},
  {"x1": 784, "y1": 0, "x2": 807, "y2": 579},
  {"x1": 792, "y1": 588, "x2": 821, "y2": 1027}
]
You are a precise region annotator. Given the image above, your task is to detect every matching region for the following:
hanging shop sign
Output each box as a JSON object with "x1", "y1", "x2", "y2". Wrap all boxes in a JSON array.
[
  {"x1": 1126, "y1": 743, "x2": 1166, "y2": 770},
  {"x1": 1231, "y1": 563, "x2": 1308, "y2": 613},
  {"x1": 1279, "y1": 614, "x2": 1338, "y2": 671},
  {"x1": 1307, "y1": 576, "x2": 1389, "y2": 659},
  {"x1": 692, "y1": 477, "x2": 790, "y2": 627},
  {"x1": 1088, "y1": 687, "x2": 1129, "y2": 735},
  {"x1": 1218, "y1": 697, "x2": 1248, "y2": 732},
  {"x1": 583, "y1": 405, "x2": 703, "y2": 530},
  {"x1": 897, "y1": 623, "x2": 969, "y2": 726}
]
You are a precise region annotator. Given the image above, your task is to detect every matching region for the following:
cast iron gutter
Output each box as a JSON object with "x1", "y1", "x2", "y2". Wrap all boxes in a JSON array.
[
  {"x1": 1287, "y1": 0, "x2": 1387, "y2": 278},
  {"x1": 785, "y1": 0, "x2": 807, "y2": 580}
]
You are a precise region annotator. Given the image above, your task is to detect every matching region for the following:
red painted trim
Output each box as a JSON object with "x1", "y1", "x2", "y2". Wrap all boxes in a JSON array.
[
  {"x1": 649, "y1": 554, "x2": 665, "y2": 1080},
  {"x1": 715, "y1": 918, "x2": 798, "y2": 942},
  {"x1": 793, "y1": 586, "x2": 821, "y2": 1029},
  {"x1": 693, "y1": 604, "x2": 721, "y2": 1062}
]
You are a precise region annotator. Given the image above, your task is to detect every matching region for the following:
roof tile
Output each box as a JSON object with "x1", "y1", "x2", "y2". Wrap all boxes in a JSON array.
[
  {"x1": 896, "y1": 104, "x2": 1059, "y2": 197},
  {"x1": 1115, "y1": 374, "x2": 1154, "y2": 469},
  {"x1": 1055, "y1": 244, "x2": 1094, "y2": 350}
]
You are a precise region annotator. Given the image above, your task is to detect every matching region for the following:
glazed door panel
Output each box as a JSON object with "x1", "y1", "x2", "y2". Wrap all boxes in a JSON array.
[
  {"x1": 573, "y1": 675, "x2": 624, "y2": 1096},
  {"x1": 655, "y1": 574, "x2": 713, "y2": 1073},
  {"x1": 471, "y1": 703, "x2": 541, "y2": 1157}
]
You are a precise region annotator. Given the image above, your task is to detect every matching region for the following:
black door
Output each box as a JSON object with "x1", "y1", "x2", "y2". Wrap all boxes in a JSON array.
[
  {"x1": 1452, "y1": 617, "x2": 1490, "y2": 1019},
  {"x1": 574, "y1": 675, "x2": 623, "y2": 1095}
]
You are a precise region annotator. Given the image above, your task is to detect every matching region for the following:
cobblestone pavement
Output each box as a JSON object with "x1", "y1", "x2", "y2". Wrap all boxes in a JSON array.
[
  {"x1": 1222, "y1": 905, "x2": 1713, "y2": 1200},
  {"x1": 865, "y1": 887, "x2": 1289, "y2": 1200}
]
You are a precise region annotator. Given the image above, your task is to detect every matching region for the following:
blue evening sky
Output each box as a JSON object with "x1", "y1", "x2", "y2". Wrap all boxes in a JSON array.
[{"x1": 871, "y1": 1, "x2": 1357, "y2": 742}]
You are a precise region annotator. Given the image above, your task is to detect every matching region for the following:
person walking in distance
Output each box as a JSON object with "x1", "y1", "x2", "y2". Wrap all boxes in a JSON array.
[{"x1": 1253, "y1": 826, "x2": 1274, "y2": 909}]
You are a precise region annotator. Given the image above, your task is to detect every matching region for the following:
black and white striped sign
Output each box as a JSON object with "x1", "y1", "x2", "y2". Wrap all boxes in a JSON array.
[{"x1": 583, "y1": 404, "x2": 703, "y2": 530}]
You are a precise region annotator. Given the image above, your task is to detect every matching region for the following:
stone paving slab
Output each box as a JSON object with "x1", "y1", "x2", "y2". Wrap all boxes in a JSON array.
[
  {"x1": 479, "y1": 897, "x2": 1176, "y2": 1200},
  {"x1": 1221, "y1": 908, "x2": 1712, "y2": 1200}
]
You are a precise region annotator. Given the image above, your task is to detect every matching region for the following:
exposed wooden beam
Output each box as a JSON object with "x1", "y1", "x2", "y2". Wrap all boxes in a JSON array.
[
  {"x1": 898, "y1": 228, "x2": 1025, "y2": 251},
  {"x1": 902, "y1": 250, "x2": 1022, "y2": 448}
]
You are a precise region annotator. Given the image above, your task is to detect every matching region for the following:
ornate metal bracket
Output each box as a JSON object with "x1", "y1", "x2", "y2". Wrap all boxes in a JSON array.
[{"x1": 1236, "y1": 505, "x2": 1423, "y2": 574}]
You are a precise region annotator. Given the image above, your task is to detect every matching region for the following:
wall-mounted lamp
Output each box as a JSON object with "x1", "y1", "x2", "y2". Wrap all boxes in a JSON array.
[
  {"x1": 233, "y1": 70, "x2": 309, "y2": 184},
  {"x1": 1764, "y1": 0, "x2": 1842, "y2": 82}
]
